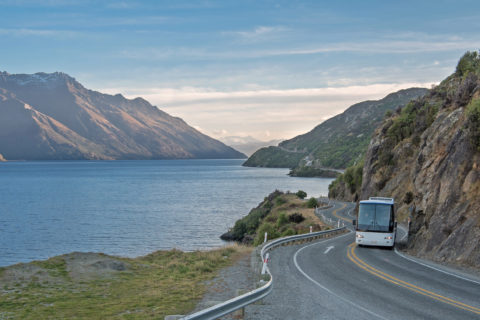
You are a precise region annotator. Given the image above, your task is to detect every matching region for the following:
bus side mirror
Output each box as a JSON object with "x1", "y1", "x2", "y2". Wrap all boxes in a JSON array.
[{"x1": 352, "y1": 219, "x2": 356, "y2": 226}]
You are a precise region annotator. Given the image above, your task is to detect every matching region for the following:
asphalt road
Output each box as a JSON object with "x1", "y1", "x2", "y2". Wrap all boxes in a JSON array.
[{"x1": 245, "y1": 201, "x2": 480, "y2": 319}]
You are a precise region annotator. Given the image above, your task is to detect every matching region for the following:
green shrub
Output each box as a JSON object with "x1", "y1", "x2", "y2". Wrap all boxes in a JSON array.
[
  {"x1": 254, "y1": 223, "x2": 280, "y2": 245},
  {"x1": 288, "y1": 212, "x2": 305, "y2": 223},
  {"x1": 306, "y1": 197, "x2": 318, "y2": 208},
  {"x1": 275, "y1": 196, "x2": 287, "y2": 206},
  {"x1": 296, "y1": 190, "x2": 307, "y2": 199},
  {"x1": 456, "y1": 51, "x2": 480, "y2": 77},
  {"x1": 276, "y1": 213, "x2": 289, "y2": 228},
  {"x1": 281, "y1": 228, "x2": 296, "y2": 237},
  {"x1": 404, "y1": 191, "x2": 414, "y2": 204},
  {"x1": 231, "y1": 220, "x2": 247, "y2": 240},
  {"x1": 466, "y1": 98, "x2": 480, "y2": 151}
]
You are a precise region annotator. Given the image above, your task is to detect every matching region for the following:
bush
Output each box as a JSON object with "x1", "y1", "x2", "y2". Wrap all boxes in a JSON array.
[
  {"x1": 231, "y1": 220, "x2": 247, "y2": 240},
  {"x1": 456, "y1": 51, "x2": 480, "y2": 77},
  {"x1": 254, "y1": 223, "x2": 280, "y2": 245},
  {"x1": 306, "y1": 197, "x2": 318, "y2": 208},
  {"x1": 281, "y1": 228, "x2": 296, "y2": 237},
  {"x1": 288, "y1": 213, "x2": 305, "y2": 223},
  {"x1": 466, "y1": 98, "x2": 480, "y2": 151},
  {"x1": 296, "y1": 190, "x2": 307, "y2": 199},
  {"x1": 404, "y1": 191, "x2": 414, "y2": 204},
  {"x1": 275, "y1": 196, "x2": 287, "y2": 206},
  {"x1": 276, "y1": 213, "x2": 289, "y2": 228}
]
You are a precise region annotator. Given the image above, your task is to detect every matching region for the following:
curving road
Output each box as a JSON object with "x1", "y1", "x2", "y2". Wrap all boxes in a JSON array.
[{"x1": 245, "y1": 201, "x2": 480, "y2": 319}]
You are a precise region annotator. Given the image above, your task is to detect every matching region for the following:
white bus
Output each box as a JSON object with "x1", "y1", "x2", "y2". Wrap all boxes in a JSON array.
[{"x1": 353, "y1": 197, "x2": 396, "y2": 248}]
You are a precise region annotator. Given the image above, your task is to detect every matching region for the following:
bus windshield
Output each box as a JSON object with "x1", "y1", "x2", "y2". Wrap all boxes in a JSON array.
[{"x1": 357, "y1": 203, "x2": 393, "y2": 232}]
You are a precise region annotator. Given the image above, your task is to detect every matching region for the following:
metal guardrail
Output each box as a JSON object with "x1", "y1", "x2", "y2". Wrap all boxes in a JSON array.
[{"x1": 181, "y1": 227, "x2": 347, "y2": 320}]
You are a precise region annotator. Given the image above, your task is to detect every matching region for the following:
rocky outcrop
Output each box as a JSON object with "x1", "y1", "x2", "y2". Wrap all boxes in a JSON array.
[
  {"x1": 0, "y1": 153, "x2": 6, "y2": 161},
  {"x1": 360, "y1": 52, "x2": 480, "y2": 268},
  {"x1": 0, "y1": 71, "x2": 245, "y2": 160}
]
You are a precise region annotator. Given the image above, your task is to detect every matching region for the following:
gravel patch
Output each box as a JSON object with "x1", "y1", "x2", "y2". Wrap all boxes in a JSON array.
[{"x1": 190, "y1": 248, "x2": 260, "y2": 319}]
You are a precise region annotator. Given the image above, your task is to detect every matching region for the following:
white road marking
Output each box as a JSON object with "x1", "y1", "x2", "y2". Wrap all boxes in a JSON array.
[
  {"x1": 293, "y1": 233, "x2": 388, "y2": 320},
  {"x1": 324, "y1": 246, "x2": 334, "y2": 254},
  {"x1": 394, "y1": 249, "x2": 480, "y2": 286}
]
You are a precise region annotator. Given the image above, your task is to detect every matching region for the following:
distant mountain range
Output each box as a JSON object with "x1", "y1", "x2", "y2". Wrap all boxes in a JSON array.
[
  {"x1": 244, "y1": 88, "x2": 429, "y2": 172},
  {"x1": 0, "y1": 72, "x2": 245, "y2": 160},
  {"x1": 219, "y1": 136, "x2": 282, "y2": 157}
]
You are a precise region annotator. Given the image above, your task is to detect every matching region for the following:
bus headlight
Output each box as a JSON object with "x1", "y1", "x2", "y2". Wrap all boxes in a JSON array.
[
  {"x1": 356, "y1": 234, "x2": 364, "y2": 238},
  {"x1": 384, "y1": 236, "x2": 393, "y2": 240}
]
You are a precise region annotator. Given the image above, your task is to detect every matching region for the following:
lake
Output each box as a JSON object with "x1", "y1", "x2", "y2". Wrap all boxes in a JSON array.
[{"x1": 0, "y1": 159, "x2": 333, "y2": 266}]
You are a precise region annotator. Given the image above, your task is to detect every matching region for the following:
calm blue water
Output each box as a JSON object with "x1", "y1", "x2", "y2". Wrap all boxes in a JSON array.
[{"x1": 0, "y1": 160, "x2": 333, "y2": 266}]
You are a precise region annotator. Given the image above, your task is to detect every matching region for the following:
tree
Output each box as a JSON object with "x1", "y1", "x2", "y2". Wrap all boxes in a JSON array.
[
  {"x1": 296, "y1": 190, "x2": 307, "y2": 199},
  {"x1": 306, "y1": 197, "x2": 318, "y2": 208}
]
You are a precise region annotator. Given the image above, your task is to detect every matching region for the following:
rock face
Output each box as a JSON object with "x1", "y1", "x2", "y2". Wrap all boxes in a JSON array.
[
  {"x1": 0, "y1": 71, "x2": 245, "y2": 160},
  {"x1": 244, "y1": 88, "x2": 428, "y2": 170},
  {"x1": 359, "y1": 52, "x2": 480, "y2": 268}
]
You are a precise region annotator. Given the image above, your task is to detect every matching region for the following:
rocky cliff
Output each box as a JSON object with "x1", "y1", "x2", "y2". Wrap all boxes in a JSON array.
[
  {"x1": 0, "y1": 72, "x2": 245, "y2": 160},
  {"x1": 359, "y1": 52, "x2": 480, "y2": 268}
]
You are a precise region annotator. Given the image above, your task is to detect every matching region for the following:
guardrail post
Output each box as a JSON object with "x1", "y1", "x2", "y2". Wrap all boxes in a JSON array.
[{"x1": 261, "y1": 253, "x2": 269, "y2": 275}]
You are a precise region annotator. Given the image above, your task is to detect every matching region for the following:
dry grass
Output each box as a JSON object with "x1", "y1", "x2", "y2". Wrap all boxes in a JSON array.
[{"x1": 0, "y1": 245, "x2": 251, "y2": 319}]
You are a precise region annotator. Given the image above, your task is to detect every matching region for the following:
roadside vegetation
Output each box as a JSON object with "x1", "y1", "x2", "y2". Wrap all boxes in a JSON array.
[
  {"x1": 221, "y1": 190, "x2": 328, "y2": 246},
  {"x1": 328, "y1": 160, "x2": 364, "y2": 201},
  {"x1": 0, "y1": 246, "x2": 250, "y2": 319}
]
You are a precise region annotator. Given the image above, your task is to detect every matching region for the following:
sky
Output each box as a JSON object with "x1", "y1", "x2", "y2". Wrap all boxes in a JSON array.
[{"x1": 1, "y1": 0, "x2": 480, "y2": 141}]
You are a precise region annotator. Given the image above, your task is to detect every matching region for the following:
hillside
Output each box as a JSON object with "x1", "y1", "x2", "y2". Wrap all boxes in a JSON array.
[
  {"x1": 243, "y1": 88, "x2": 428, "y2": 173},
  {"x1": 331, "y1": 51, "x2": 480, "y2": 268},
  {"x1": 0, "y1": 72, "x2": 245, "y2": 160},
  {"x1": 220, "y1": 190, "x2": 327, "y2": 245}
]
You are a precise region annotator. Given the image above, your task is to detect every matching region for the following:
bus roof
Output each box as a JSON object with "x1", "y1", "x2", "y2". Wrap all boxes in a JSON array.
[{"x1": 360, "y1": 197, "x2": 394, "y2": 205}]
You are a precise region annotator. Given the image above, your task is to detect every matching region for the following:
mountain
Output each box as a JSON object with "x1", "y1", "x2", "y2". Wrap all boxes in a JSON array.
[
  {"x1": 219, "y1": 136, "x2": 282, "y2": 157},
  {"x1": 331, "y1": 51, "x2": 480, "y2": 268},
  {"x1": 243, "y1": 88, "x2": 429, "y2": 173},
  {"x1": 0, "y1": 72, "x2": 245, "y2": 160}
]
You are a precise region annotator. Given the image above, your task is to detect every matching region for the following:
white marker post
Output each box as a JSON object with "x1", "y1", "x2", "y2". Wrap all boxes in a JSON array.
[
  {"x1": 261, "y1": 253, "x2": 269, "y2": 275},
  {"x1": 309, "y1": 226, "x2": 312, "y2": 233},
  {"x1": 264, "y1": 232, "x2": 268, "y2": 243}
]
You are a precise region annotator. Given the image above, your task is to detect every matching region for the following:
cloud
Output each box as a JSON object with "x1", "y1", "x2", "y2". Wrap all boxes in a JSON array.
[
  {"x1": 101, "y1": 82, "x2": 434, "y2": 140},
  {"x1": 118, "y1": 37, "x2": 480, "y2": 62},
  {"x1": 0, "y1": 0, "x2": 83, "y2": 6},
  {"x1": 0, "y1": 28, "x2": 81, "y2": 38},
  {"x1": 223, "y1": 26, "x2": 288, "y2": 41}
]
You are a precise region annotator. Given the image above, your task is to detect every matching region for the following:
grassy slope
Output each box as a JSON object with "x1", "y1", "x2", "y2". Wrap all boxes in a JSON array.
[
  {"x1": 0, "y1": 246, "x2": 251, "y2": 319},
  {"x1": 222, "y1": 191, "x2": 327, "y2": 245}
]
